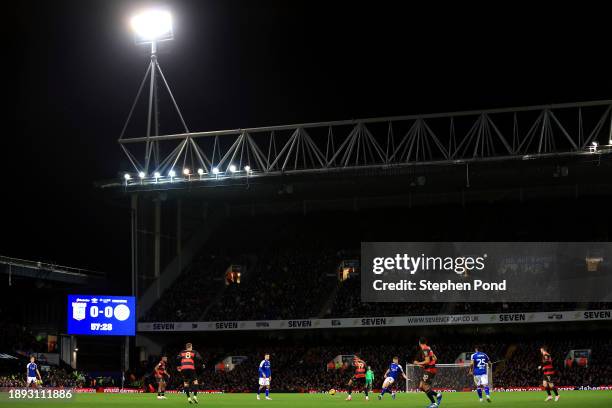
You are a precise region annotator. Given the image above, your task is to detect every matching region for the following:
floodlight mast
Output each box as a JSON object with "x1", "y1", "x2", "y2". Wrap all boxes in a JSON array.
[
  {"x1": 146, "y1": 39, "x2": 159, "y2": 173},
  {"x1": 122, "y1": 9, "x2": 185, "y2": 377},
  {"x1": 120, "y1": 10, "x2": 190, "y2": 177}
]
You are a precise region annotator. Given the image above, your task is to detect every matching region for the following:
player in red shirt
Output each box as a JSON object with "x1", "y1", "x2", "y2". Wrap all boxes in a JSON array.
[
  {"x1": 177, "y1": 343, "x2": 204, "y2": 404},
  {"x1": 539, "y1": 346, "x2": 560, "y2": 402},
  {"x1": 413, "y1": 337, "x2": 442, "y2": 407},
  {"x1": 346, "y1": 355, "x2": 369, "y2": 401},
  {"x1": 154, "y1": 356, "x2": 169, "y2": 399}
]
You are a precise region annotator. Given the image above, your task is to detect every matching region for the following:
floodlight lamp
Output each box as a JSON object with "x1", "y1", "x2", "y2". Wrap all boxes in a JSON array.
[
  {"x1": 138, "y1": 171, "x2": 146, "y2": 179},
  {"x1": 212, "y1": 167, "x2": 220, "y2": 174},
  {"x1": 592, "y1": 141, "x2": 598, "y2": 147},
  {"x1": 124, "y1": 173, "x2": 131, "y2": 180},
  {"x1": 169, "y1": 170, "x2": 176, "y2": 177},
  {"x1": 197, "y1": 168, "x2": 205, "y2": 175},
  {"x1": 154, "y1": 171, "x2": 161, "y2": 178},
  {"x1": 131, "y1": 9, "x2": 173, "y2": 44},
  {"x1": 183, "y1": 168, "x2": 190, "y2": 175},
  {"x1": 229, "y1": 164, "x2": 237, "y2": 173},
  {"x1": 244, "y1": 165, "x2": 251, "y2": 172}
]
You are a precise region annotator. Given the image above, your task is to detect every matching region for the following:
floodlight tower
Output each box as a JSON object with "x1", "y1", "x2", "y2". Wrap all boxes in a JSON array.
[
  {"x1": 121, "y1": 7, "x2": 190, "y2": 376},
  {"x1": 121, "y1": 9, "x2": 189, "y2": 176}
]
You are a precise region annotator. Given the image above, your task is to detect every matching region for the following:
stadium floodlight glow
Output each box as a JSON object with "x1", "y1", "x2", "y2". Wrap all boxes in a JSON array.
[
  {"x1": 229, "y1": 164, "x2": 237, "y2": 173},
  {"x1": 169, "y1": 169, "x2": 176, "y2": 178},
  {"x1": 130, "y1": 9, "x2": 173, "y2": 44},
  {"x1": 183, "y1": 168, "x2": 190, "y2": 176},
  {"x1": 212, "y1": 167, "x2": 220, "y2": 175},
  {"x1": 138, "y1": 171, "x2": 146, "y2": 179},
  {"x1": 197, "y1": 168, "x2": 205, "y2": 175},
  {"x1": 244, "y1": 165, "x2": 251, "y2": 173},
  {"x1": 124, "y1": 173, "x2": 131, "y2": 183},
  {"x1": 153, "y1": 171, "x2": 161, "y2": 181}
]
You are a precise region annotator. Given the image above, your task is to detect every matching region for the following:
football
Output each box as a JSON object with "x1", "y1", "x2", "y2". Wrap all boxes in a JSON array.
[{"x1": 329, "y1": 389, "x2": 336, "y2": 396}]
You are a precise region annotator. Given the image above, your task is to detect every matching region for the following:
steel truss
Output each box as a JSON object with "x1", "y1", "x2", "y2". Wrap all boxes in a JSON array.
[
  {"x1": 0, "y1": 255, "x2": 105, "y2": 284},
  {"x1": 118, "y1": 74, "x2": 612, "y2": 186}
]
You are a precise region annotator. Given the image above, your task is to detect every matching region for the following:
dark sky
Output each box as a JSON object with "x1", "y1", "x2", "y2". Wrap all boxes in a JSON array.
[{"x1": 3, "y1": 1, "x2": 611, "y2": 277}]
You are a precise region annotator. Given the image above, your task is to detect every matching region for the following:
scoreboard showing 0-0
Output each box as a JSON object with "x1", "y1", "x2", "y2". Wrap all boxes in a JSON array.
[{"x1": 67, "y1": 295, "x2": 136, "y2": 336}]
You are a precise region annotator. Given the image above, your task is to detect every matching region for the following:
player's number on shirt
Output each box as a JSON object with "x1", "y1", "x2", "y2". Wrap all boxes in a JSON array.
[
  {"x1": 185, "y1": 352, "x2": 192, "y2": 359},
  {"x1": 476, "y1": 358, "x2": 487, "y2": 370},
  {"x1": 89, "y1": 306, "x2": 113, "y2": 318}
]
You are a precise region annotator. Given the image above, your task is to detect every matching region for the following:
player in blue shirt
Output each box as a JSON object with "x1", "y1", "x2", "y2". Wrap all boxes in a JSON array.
[
  {"x1": 470, "y1": 347, "x2": 491, "y2": 403},
  {"x1": 257, "y1": 353, "x2": 272, "y2": 400},
  {"x1": 26, "y1": 356, "x2": 41, "y2": 388},
  {"x1": 378, "y1": 356, "x2": 407, "y2": 400}
]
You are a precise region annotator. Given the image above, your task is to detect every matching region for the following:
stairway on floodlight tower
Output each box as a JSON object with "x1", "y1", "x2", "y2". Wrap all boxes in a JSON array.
[{"x1": 137, "y1": 208, "x2": 226, "y2": 319}]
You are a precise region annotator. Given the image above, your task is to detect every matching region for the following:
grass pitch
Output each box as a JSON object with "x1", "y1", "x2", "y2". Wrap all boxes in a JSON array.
[{"x1": 3, "y1": 391, "x2": 612, "y2": 407}]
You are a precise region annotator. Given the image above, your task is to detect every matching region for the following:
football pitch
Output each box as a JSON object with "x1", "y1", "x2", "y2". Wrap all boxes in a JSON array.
[{"x1": 3, "y1": 391, "x2": 612, "y2": 408}]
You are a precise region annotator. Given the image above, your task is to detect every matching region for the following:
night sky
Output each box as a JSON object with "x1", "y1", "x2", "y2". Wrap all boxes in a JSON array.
[{"x1": 3, "y1": 1, "x2": 611, "y2": 278}]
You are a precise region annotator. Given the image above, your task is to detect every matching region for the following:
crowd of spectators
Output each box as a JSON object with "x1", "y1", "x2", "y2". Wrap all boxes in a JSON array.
[
  {"x1": 42, "y1": 368, "x2": 86, "y2": 387},
  {"x1": 143, "y1": 252, "x2": 610, "y2": 322},
  {"x1": 143, "y1": 254, "x2": 230, "y2": 321},
  {"x1": 141, "y1": 200, "x2": 612, "y2": 323},
  {"x1": 0, "y1": 322, "x2": 47, "y2": 354},
  {"x1": 205, "y1": 249, "x2": 338, "y2": 321},
  {"x1": 0, "y1": 375, "x2": 25, "y2": 387},
  {"x1": 0, "y1": 368, "x2": 86, "y2": 388},
  {"x1": 494, "y1": 338, "x2": 612, "y2": 388},
  {"x1": 327, "y1": 278, "x2": 610, "y2": 317},
  {"x1": 324, "y1": 277, "x2": 446, "y2": 318}
]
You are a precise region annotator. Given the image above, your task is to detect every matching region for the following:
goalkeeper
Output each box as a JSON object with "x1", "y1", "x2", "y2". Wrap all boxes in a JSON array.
[{"x1": 365, "y1": 366, "x2": 374, "y2": 393}]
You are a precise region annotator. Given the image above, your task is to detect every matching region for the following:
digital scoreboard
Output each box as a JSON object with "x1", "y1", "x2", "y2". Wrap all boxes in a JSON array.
[{"x1": 67, "y1": 295, "x2": 136, "y2": 336}]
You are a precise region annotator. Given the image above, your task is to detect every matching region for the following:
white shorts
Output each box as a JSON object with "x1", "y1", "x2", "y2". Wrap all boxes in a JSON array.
[
  {"x1": 384, "y1": 377, "x2": 395, "y2": 385},
  {"x1": 473, "y1": 374, "x2": 488, "y2": 386},
  {"x1": 27, "y1": 377, "x2": 37, "y2": 385},
  {"x1": 259, "y1": 377, "x2": 270, "y2": 386}
]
